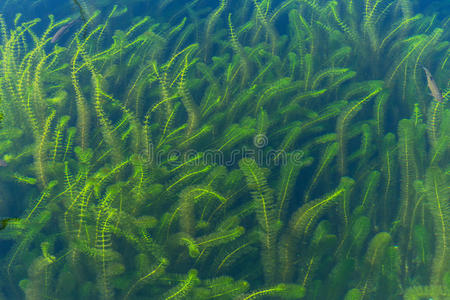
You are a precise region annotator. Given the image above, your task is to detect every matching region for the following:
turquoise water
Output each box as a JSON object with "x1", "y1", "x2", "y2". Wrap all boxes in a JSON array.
[{"x1": 0, "y1": 1, "x2": 449, "y2": 299}]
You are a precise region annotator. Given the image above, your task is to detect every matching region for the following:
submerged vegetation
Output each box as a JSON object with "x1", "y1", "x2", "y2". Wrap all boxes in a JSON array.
[{"x1": 0, "y1": 0, "x2": 448, "y2": 299}]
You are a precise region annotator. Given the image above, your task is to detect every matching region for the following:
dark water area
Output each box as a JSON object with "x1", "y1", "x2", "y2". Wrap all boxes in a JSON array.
[{"x1": 0, "y1": 1, "x2": 449, "y2": 300}]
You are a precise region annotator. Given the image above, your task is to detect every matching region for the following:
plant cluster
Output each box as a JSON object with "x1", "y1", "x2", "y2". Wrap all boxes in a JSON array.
[{"x1": 0, "y1": 0, "x2": 448, "y2": 299}]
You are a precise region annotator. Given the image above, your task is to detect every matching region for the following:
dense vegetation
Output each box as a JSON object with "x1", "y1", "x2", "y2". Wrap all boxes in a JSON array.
[{"x1": 0, "y1": 0, "x2": 448, "y2": 299}]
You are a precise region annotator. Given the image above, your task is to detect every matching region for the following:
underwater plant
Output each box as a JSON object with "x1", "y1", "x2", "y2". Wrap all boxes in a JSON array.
[{"x1": 0, "y1": 0, "x2": 448, "y2": 299}]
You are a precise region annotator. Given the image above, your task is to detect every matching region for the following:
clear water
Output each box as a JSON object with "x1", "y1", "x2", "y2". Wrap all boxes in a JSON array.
[{"x1": 0, "y1": 1, "x2": 449, "y2": 299}]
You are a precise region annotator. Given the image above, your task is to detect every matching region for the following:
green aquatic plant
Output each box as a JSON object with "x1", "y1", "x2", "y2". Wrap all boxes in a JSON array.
[
  {"x1": 336, "y1": 83, "x2": 383, "y2": 175},
  {"x1": 239, "y1": 157, "x2": 278, "y2": 283},
  {"x1": 423, "y1": 167, "x2": 449, "y2": 286},
  {"x1": 0, "y1": 1, "x2": 449, "y2": 299},
  {"x1": 404, "y1": 285, "x2": 449, "y2": 300},
  {"x1": 360, "y1": 232, "x2": 392, "y2": 298}
]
